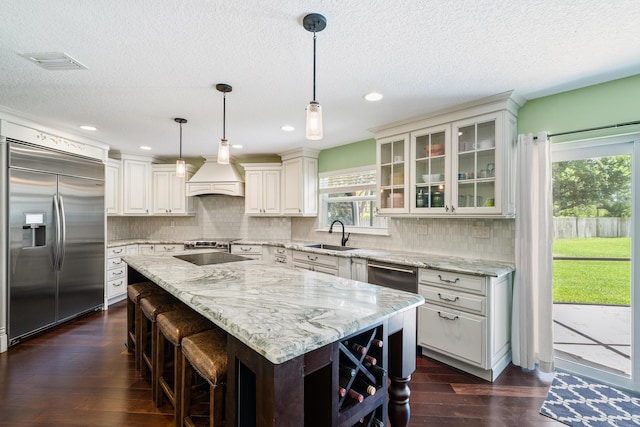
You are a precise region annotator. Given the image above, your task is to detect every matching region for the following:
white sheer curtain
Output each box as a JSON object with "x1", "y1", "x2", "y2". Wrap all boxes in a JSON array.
[{"x1": 511, "y1": 131, "x2": 555, "y2": 372}]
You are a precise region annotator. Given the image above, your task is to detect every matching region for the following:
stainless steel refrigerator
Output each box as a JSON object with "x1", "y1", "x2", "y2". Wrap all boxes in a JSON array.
[{"x1": 4, "y1": 140, "x2": 105, "y2": 345}]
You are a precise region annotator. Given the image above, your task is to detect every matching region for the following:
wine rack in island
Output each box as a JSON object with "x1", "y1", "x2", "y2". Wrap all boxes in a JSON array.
[{"x1": 338, "y1": 324, "x2": 388, "y2": 427}]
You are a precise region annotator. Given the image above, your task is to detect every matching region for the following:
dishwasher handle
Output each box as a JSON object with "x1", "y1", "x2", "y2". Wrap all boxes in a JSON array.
[{"x1": 368, "y1": 262, "x2": 416, "y2": 275}]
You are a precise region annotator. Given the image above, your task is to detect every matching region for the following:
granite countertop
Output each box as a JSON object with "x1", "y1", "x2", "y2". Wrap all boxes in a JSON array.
[
  {"x1": 240, "y1": 240, "x2": 515, "y2": 278},
  {"x1": 123, "y1": 252, "x2": 424, "y2": 365},
  {"x1": 110, "y1": 238, "x2": 514, "y2": 277}
]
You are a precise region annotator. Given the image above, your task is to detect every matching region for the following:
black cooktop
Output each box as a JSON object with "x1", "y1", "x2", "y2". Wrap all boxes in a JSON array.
[{"x1": 174, "y1": 252, "x2": 250, "y2": 266}]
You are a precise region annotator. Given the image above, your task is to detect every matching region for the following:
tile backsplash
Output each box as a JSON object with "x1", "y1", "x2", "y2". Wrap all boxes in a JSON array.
[
  {"x1": 107, "y1": 195, "x2": 291, "y2": 241},
  {"x1": 291, "y1": 217, "x2": 516, "y2": 263},
  {"x1": 109, "y1": 196, "x2": 515, "y2": 263}
]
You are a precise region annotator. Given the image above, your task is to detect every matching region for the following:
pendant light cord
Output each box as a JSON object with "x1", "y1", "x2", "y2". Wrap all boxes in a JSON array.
[
  {"x1": 179, "y1": 121, "x2": 183, "y2": 157},
  {"x1": 312, "y1": 31, "x2": 317, "y2": 101},
  {"x1": 223, "y1": 92, "x2": 226, "y2": 140}
]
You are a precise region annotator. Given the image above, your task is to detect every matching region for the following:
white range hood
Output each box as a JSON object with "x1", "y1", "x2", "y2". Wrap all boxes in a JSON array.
[{"x1": 186, "y1": 156, "x2": 244, "y2": 197}]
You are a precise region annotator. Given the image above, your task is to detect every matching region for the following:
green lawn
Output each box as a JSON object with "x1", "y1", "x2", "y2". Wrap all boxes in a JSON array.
[{"x1": 553, "y1": 237, "x2": 630, "y2": 305}]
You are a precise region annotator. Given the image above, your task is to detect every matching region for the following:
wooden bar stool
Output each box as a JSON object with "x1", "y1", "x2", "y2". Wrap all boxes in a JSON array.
[
  {"x1": 139, "y1": 293, "x2": 182, "y2": 398},
  {"x1": 127, "y1": 281, "x2": 164, "y2": 370},
  {"x1": 181, "y1": 328, "x2": 228, "y2": 427},
  {"x1": 156, "y1": 309, "x2": 215, "y2": 427}
]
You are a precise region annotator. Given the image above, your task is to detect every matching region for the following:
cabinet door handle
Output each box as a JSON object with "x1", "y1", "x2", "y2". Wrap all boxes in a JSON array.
[
  {"x1": 113, "y1": 271, "x2": 123, "y2": 276},
  {"x1": 241, "y1": 247, "x2": 252, "y2": 252},
  {"x1": 437, "y1": 293, "x2": 459, "y2": 302},
  {"x1": 307, "y1": 255, "x2": 318, "y2": 261},
  {"x1": 438, "y1": 274, "x2": 460, "y2": 284},
  {"x1": 113, "y1": 280, "x2": 124, "y2": 287},
  {"x1": 451, "y1": 206, "x2": 455, "y2": 213},
  {"x1": 437, "y1": 311, "x2": 459, "y2": 321},
  {"x1": 164, "y1": 246, "x2": 175, "y2": 251},
  {"x1": 113, "y1": 248, "x2": 124, "y2": 254}
]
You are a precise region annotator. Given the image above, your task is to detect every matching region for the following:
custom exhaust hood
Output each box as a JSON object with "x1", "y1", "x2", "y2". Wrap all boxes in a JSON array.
[{"x1": 186, "y1": 156, "x2": 244, "y2": 197}]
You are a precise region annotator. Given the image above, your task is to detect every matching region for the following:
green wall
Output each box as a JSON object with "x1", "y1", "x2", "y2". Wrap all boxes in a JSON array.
[
  {"x1": 518, "y1": 74, "x2": 640, "y2": 142},
  {"x1": 318, "y1": 74, "x2": 640, "y2": 172},
  {"x1": 318, "y1": 138, "x2": 376, "y2": 173}
]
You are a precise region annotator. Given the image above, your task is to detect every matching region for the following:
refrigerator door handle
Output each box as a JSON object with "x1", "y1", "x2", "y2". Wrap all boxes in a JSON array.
[
  {"x1": 58, "y1": 194, "x2": 67, "y2": 270},
  {"x1": 53, "y1": 194, "x2": 61, "y2": 270}
]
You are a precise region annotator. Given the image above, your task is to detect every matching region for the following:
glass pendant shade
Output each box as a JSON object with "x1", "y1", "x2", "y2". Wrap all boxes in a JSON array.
[
  {"x1": 175, "y1": 159, "x2": 186, "y2": 178},
  {"x1": 217, "y1": 139, "x2": 230, "y2": 164},
  {"x1": 306, "y1": 101, "x2": 323, "y2": 140}
]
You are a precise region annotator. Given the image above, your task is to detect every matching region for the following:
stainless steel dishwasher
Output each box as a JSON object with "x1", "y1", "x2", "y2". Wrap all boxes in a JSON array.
[{"x1": 367, "y1": 260, "x2": 418, "y2": 293}]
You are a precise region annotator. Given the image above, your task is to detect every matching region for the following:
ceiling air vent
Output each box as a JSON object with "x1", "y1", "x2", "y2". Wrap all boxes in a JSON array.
[{"x1": 20, "y1": 52, "x2": 88, "y2": 71}]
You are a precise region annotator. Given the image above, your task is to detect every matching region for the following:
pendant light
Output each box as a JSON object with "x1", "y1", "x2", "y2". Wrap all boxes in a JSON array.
[
  {"x1": 174, "y1": 118, "x2": 187, "y2": 177},
  {"x1": 303, "y1": 13, "x2": 326, "y2": 141},
  {"x1": 216, "y1": 83, "x2": 232, "y2": 164}
]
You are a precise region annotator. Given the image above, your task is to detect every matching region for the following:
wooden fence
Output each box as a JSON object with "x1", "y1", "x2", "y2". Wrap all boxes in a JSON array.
[{"x1": 553, "y1": 217, "x2": 631, "y2": 239}]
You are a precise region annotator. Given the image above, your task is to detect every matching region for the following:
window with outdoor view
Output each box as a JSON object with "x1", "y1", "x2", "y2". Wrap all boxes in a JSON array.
[{"x1": 319, "y1": 167, "x2": 388, "y2": 233}]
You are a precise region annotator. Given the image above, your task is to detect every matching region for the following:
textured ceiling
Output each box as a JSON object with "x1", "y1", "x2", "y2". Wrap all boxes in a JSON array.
[{"x1": 0, "y1": 0, "x2": 639, "y2": 159}]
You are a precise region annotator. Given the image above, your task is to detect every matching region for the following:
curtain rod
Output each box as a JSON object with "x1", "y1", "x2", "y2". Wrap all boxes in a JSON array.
[{"x1": 533, "y1": 120, "x2": 640, "y2": 139}]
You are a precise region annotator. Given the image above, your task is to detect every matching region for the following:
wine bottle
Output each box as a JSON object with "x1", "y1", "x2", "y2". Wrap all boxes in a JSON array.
[
  {"x1": 365, "y1": 362, "x2": 386, "y2": 377},
  {"x1": 354, "y1": 378, "x2": 377, "y2": 396},
  {"x1": 339, "y1": 365, "x2": 356, "y2": 377},
  {"x1": 347, "y1": 388, "x2": 364, "y2": 403},
  {"x1": 371, "y1": 338, "x2": 383, "y2": 348},
  {"x1": 371, "y1": 417, "x2": 384, "y2": 427},
  {"x1": 351, "y1": 342, "x2": 367, "y2": 355},
  {"x1": 364, "y1": 354, "x2": 377, "y2": 365}
]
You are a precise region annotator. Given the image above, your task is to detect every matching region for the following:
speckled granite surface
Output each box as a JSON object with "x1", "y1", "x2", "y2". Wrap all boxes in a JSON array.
[
  {"x1": 111, "y1": 238, "x2": 514, "y2": 277},
  {"x1": 240, "y1": 240, "x2": 514, "y2": 278},
  {"x1": 123, "y1": 252, "x2": 424, "y2": 365}
]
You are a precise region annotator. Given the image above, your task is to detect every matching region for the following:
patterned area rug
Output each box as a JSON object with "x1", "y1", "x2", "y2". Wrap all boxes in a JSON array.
[{"x1": 540, "y1": 371, "x2": 640, "y2": 426}]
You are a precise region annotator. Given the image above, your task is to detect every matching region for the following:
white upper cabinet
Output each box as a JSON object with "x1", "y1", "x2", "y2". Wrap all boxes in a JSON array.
[
  {"x1": 377, "y1": 134, "x2": 411, "y2": 214},
  {"x1": 152, "y1": 164, "x2": 195, "y2": 215},
  {"x1": 106, "y1": 158, "x2": 121, "y2": 215},
  {"x1": 374, "y1": 92, "x2": 522, "y2": 218},
  {"x1": 280, "y1": 148, "x2": 319, "y2": 217},
  {"x1": 121, "y1": 155, "x2": 152, "y2": 215},
  {"x1": 241, "y1": 163, "x2": 282, "y2": 216}
]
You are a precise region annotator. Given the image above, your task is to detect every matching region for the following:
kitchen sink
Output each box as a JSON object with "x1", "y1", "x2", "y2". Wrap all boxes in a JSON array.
[{"x1": 305, "y1": 244, "x2": 357, "y2": 251}]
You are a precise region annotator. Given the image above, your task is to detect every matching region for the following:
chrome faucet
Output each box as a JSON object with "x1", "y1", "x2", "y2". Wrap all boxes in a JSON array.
[{"x1": 329, "y1": 220, "x2": 350, "y2": 246}]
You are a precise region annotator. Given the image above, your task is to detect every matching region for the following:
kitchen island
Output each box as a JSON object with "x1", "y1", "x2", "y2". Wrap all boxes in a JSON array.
[{"x1": 123, "y1": 252, "x2": 424, "y2": 427}]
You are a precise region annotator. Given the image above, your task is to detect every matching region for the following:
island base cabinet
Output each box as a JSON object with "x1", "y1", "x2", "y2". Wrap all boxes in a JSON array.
[
  {"x1": 225, "y1": 319, "x2": 417, "y2": 426},
  {"x1": 418, "y1": 304, "x2": 485, "y2": 366}
]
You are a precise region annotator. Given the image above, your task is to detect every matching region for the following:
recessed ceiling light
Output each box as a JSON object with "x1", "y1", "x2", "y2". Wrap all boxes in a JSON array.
[
  {"x1": 80, "y1": 125, "x2": 97, "y2": 131},
  {"x1": 281, "y1": 125, "x2": 295, "y2": 132},
  {"x1": 364, "y1": 92, "x2": 383, "y2": 102},
  {"x1": 231, "y1": 144, "x2": 243, "y2": 149},
  {"x1": 139, "y1": 146, "x2": 152, "y2": 151}
]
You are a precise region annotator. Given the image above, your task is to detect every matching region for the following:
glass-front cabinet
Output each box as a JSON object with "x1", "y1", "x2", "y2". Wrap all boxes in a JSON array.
[
  {"x1": 411, "y1": 125, "x2": 449, "y2": 213},
  {"x1": 374, "y1": 92, "x2": 520, "y2": 217},
  {"x1": 452, "y1": 113, "x2": 501, "y2": 214},
  {"x1": 377, "y1": 134, "x2": 410, "y2": 214}
]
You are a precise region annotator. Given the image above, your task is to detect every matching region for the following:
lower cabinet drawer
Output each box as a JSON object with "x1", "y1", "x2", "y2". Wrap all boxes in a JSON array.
[
  {"x1": 293, "y1": 262, "x2": 338, "y2": 276},
  {"x1": 418, "y1": 304, "x2": 485, "y2": 367},
  {"x1": 419, "y1": 285, "x2": 486, "y2": 315},
  {"x1": 107, "y1": 257, "x2": 125, "y2": 269},
  {"x1": 155, "y1": 244, "x2": 182, "y2": 253},
  {"x1": 107, "y1": 266, "x2": 126, "y2": 281},
  {"x1": 107, "y1": 277, "x2": 127, "y2": 298},
  {"x1": 292, "y1": 251, "x2": 339, "y2": 269},
  {"x1": 419, "y1": 268, "x2": 485, "y2": 295}
]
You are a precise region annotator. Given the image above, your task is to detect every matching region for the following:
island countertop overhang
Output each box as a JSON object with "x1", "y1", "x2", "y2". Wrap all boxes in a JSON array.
[{"x1": 123, "y1": 253, "x2": 424, "y2": 365}]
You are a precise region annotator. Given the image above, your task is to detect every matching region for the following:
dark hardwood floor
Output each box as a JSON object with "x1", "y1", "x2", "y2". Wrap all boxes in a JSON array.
[{"x1": 0, "y1": 301, "x2": 561, "y2": 426}]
